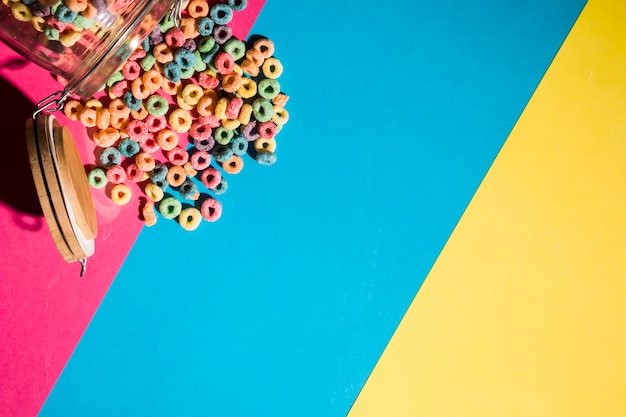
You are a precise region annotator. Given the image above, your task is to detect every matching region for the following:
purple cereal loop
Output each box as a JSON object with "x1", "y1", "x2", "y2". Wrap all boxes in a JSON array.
[
  {"x1": 241, "y1": 120, "x2": 260, "y2": 141},
  {"x1": 183, "y1": 39, "x2": 197, "y2": 51},
  {"x1": 213, "y1": 25, "x2": 232, "y2": 45},
  {"x1": 193, "y1": 136, "x2": 216, "y2": 151}
]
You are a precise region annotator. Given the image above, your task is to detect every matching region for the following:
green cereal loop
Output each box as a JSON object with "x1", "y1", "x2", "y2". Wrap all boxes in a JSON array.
[
  {"x1": 258, "y1": 79, "x2": 280, "y2": 100},
  {"x1": 140, "y1": 54, "x2": 156, "y2": 72},
  {"x1": 223, "y1": 39, "x2": 246, "y2": 61},
  {"x1": 214, "y1": 127, "x2": 234, "y2": 145},
  {"x1": 158, "y1": 197, "x2": 182, "y2": 220},
  {"x1": 193, "y1": 51, "x2": 207, "y2": 72},
  {"x1": 252, "y1": 99, "x2": 274, "y2": 122},
  {"x1": 44, "y1": 26, "x2": 59, "y2": 41},
  {"x1": 88, "y1": 168, "x2": 107, "y2": 189},
  {"x1": 159, "y1": 14, "x2": 176, "y2": 32},
  {"x1": 107, "y1": 71, "x2": 124, "y2": 87},
  {"x1": 146, "y1": 95, "x2": 169, "y2": 117},
  {"x1": 198, "y1": 36, "x2": 216, "y2": 53},
  {"x1": 180, "y1": 65, "x2": 195, "y2": 80},
  {"x1": 74, "y1": 15, "x2": 94, "y2": 29}
]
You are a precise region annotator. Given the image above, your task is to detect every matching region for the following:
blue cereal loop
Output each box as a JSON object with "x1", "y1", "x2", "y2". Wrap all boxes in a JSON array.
[
  {"x1": 256, "y1": 151, "x2": 277, "y2": 166},
  {"x1": 209, "y1": 4, "x2": 233, "y2": 25},
  {"x1": 163, "y1": 62, "x2": 182, "y2": 82},
  {"x1": 123, "y1": 91, "x2": 143, "y2": 111},
  {"x1": 100, "y1": 147, "x2": 122, "y2": 167},
  {"x1": 55, "y1": 4, "x2": 77, "y2": 23},
  {"x1": 212, "y1": 145, "x2": 233, "y2": 163},
  {"x1": 118, "y1": 138, "x2": 141, "y2": 158},
  {"x1": 178, "y1": 179, "x2": 199, "y2": 200},
  {"x1": 230, "y1": 135, "x2": 248, "y2": 156},
  {"x1": 210, "y1": 177, "x2": 228, "y2": 195},
  {"x1": 197, "y1": 17, "x2": 214, "y2": 36},
  {"x1": 174, "y1": 48, "x2": 197, "y2": 70},
  {"x1": 149, "y1": 163, "x2": 168, "y2": 181},
  {"x1": 228, "y1": 0, "x2": 247, "y2": 11}
]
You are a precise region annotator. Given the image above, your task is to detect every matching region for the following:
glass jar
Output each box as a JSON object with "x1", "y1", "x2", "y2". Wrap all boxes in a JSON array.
[{"x1": 0, "y1": 0, "x2": 178, "y2": 99}]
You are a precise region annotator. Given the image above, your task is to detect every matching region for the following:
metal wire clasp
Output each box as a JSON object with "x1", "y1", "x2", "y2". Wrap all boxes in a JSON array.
[
  {"x1": 169, "y1": 0, "x2": 185, "y2": 28},
  {"x1": 32, "y1": 88, "x2": 70, "y2": 119}
]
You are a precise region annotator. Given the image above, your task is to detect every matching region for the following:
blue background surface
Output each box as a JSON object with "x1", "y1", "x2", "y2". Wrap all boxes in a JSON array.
[{"x1": 39, "y1": 1, "x2": 585, "y2": 416}]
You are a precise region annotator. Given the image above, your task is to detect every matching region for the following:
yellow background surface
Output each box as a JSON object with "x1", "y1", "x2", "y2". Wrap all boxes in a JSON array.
[{"x1": 349, "y1": 1, "x2": 626, "y2": 415}]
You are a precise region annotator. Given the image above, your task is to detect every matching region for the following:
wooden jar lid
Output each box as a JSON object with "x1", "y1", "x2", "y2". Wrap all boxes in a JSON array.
[{"x1": 25, "y1": 113, "x2": 97, "y2": 265}]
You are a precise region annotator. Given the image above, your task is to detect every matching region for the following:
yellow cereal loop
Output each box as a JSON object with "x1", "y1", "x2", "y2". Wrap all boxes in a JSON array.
[
  {"x1": 237, "y1": 78, "x2": 257, "y2": 99},
  {"x1": 175, "y1": 93, "x2": 195, "y2": 111},
  {"x1": 168, "y1": 108, "x2": 193, "y2": 133},
  {"x1": 181, "y1": 83, "x2": 204, "y2": 106},
  {"x1": 255, "y1": 137, "x2": 277, "y2": 153},
  {"x1": 271, "y1": 106, "x2": 289, "y2": 125},
  {"x1": 84, "y1": 98, "x2": 103, "y2": 111},
  {"x1": 214, "y1": 97, "x2": 228, "y2": 120},
  {"x1": 178, "y1": 207, "x2": 202, "y2": 231},
  {"x1": 59, "y1": 31, "x2": 82, "y2": 47},
  {"x1": 144, "y1": 183, "x2": 164, "y2": 202},
  {"x1": 262, "y1": 57, "x2": 283, "y2": 79},
  {"x1": 31, "y1": 16, "x2": 45, "y2": 31},
  {"x1": 110, "y1": 184, "x2": 132, "y2": 205},
  {"x1": 10, "y1": 2, "x2": 32, "y2": 22},
  {"x1": 221, "y1": 118, "x2": 241, "y2": 130},
  {"x1": 238, "y1": 103, "x2": 253, "y2": 125}
]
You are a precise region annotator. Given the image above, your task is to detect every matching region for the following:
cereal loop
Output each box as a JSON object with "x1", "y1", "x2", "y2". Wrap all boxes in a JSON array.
[
  {"x1": 166, "y1": 165, "x2": 187, "y2": 187},
  {"x1": 135, "y1": 152, "x2": 156, "y2": 172},
  {"x1": 111, "y1": 184, "x2": 132, "y2": 205},
  {"x1": 201, "y1": 197, "x2": 222, "y2": 222},
  {"x1": 262, "y1": 57, "x2": 283, "y2": 79},
  {"x1": 188, "y1": 0, "x2": 209, "y2": 17},
  {"x1": 254, "y1": 38, "x2": 275, "y2": 59},
  {"x1": 159, "y1": 197, "x2": 182, "y2": 219},
  {"x1": 145, "y1": 183, "x2": 165, "y2": 202},
  {"x1": 221, "y1": 154, "x2": 244, "y2": 174},
  {"x1": 167, "y1": 146, "x2": 190, "y2": 166},
  {"x1": 156, "y1": 129, "x2": 179, "y2": 151},
  {"x1": 63, "y1": 100, "x2": 83, "y2": 121},
  {"x1": 214, "y1": 52, "x2": 235, "y2": 75},
  {"x1": 190, "y1": 150, "x2": 212, "y2": 170},
  {"x1": 179, "y1": 207, "x2": 202, "y2": 231},
  {"x1": 106, "y1": 165, "x2": 126, "y2": 184},
  {"x1": 168, "y1": 108, "x2": 193, "y2": 133},
  {"x1": 255, "y1": 137, "x2": 277, "y2": 153},
  {"x1": 200, "y1": 167, "x2": 221, "y2": 189}
]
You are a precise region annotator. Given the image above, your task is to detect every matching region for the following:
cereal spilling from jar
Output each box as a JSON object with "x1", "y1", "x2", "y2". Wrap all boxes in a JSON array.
[{"x1": 57, "y1": 0, "x2": 289, "y2": 231}]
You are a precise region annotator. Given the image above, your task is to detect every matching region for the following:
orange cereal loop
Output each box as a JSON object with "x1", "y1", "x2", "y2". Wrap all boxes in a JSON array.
[
  {"x1": 221, "y1": 73, "x2": 243, "y2": 93},
  {"x1": 110, "y1": 113, "x2": 130, "y2": 130},
  {"x1": 221, "y1": 155, "x2": 244, "y2": 175},
  {"x1": 79, "y1": 108, "x2": 97, "y2": 127},
  {"x1": 142, "y1": 70, "x2": 163, "y2": 93},
  {"x1": 109, "y1": 98, "x2": 131, "y2": 116},
  {"x1": 82, "y1": 2, "x2": 97, "y2": 19},
  {"x1": 135, "y1": 152, "x2": 156, "y2": 172},
  {"x1": 168, "y1": 108, "x2": 193, "y2": 133},
  {"x1": 245, "y1": 48, "x2": 264, "y2": 66},
  {"x1": 93, "y1": 128, "x2": 121, "y2": 148},
  {"x1": 255, "y1": 137, "x2": 277, "y2": 153},
  {"x1": 272, "y1": 93, "x2": 290, "y2": 107},
  {"x1": 262, "y1": 57, "x2": 283, "y2": 79},
  {"x1": 96, "y1": 108, "x2": 111, "y2": 130},
  {"x1": 131, "y1": 78, "x2": 151, "y2": 100},
  {"x1": 65, "y1": 0, "x2": 87, "y2": 12},
  {"x1": 237, "y1": 103, "x2": 253, "y2": 125},
  {"x1": 240, "y1": 59, "x2": 259, "y2": 77},
  {"x1": 161, "y1": 78, "x2": 181, "y2": 95},
  {"x1": 221, "y1": 118, "x2": 240, "y2": 131},
  {"x1": 253, "y1": 38, "x2": 275, "y2": 59},
  {"x1": 63, "y1": 100, "x2": 83, "y2": 121},
  {"x1": 153, "y1": 43, "x2": 173, "y2": 64},
  {"x1": 180, "y1": 17, "x2": 199, "y2": 39},
  {"x1": 183, "y1": 162, "x2": 197, "y2": 177},
  {"x1": 156, "y1": 129, "x2": 179, "y2": 151},
  {"x1": 187, "y1": 0, "x2": 209, "y2": 17},
  {"x1": 166, "y1": 165, "x2": 186, "y2": 187},
  {"x1": 142, "y1": 201, "x2": 157, "y2": 226},
  {"x1": 236, "y1": 78, "x2": 257, "y2": 99},
  {"x1": 131, "y1": 105, "x2": 149, "y2": 121},
  {"x1": 214, "y1": 97, "x2": 228, "y2": 120},
  {"x1": 195, "y1": 90, "x2": 218, "y2": 116},
  {"x1": 271, "y1": 106, "x2": 289, "y2": 125}
]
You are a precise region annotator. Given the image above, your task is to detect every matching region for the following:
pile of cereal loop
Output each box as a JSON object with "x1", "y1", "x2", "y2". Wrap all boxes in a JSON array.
[{"x1": 59, "y1": 0, "x2": 288, "y2": 231}]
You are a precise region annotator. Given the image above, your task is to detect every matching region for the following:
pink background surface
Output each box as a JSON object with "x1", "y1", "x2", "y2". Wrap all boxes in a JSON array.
[{"x1": 0, "y1": 2, "x2": 265, "y2": 415}]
